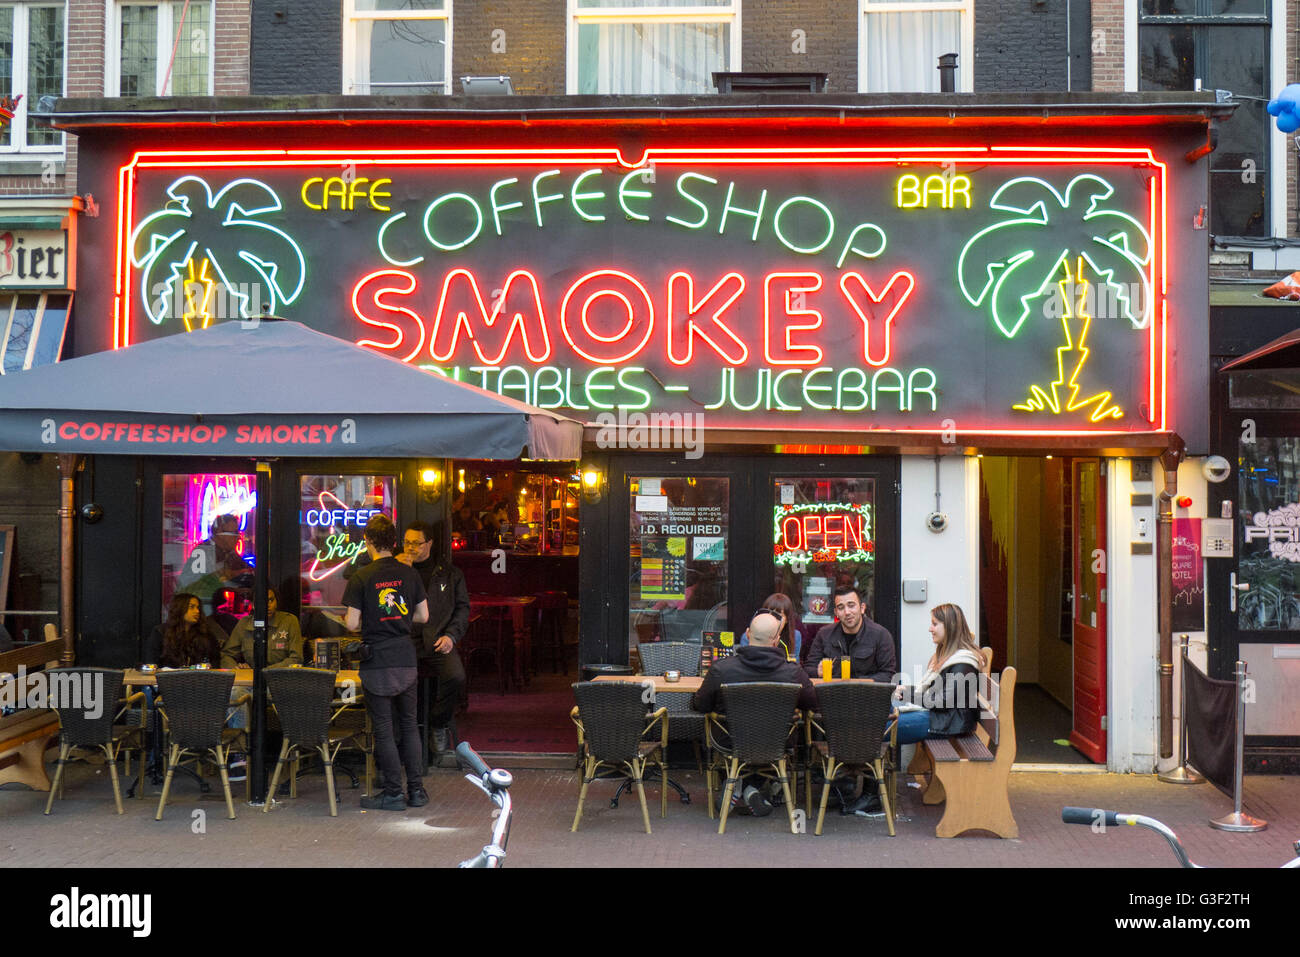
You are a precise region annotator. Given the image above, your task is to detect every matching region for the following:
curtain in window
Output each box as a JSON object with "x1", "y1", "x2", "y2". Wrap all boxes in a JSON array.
[
  {"x1": 577, "y1": 21, "x2": 729, "y2": 95},
  {"x1": 863, "y1": 11, "x2": 960, "y2": 93}
]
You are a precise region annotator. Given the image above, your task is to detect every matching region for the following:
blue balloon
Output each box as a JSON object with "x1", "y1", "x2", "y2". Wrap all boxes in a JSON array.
[
  {"x1": 1268, "y1": 85, "x2": 1300, "y2": 132},
  {"x1": 1278, "y1": 112, "x2": 1300, "y2": 134}
]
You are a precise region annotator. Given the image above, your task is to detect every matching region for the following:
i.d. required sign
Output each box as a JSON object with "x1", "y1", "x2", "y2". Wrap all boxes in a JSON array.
[{"x1": 116, "y1": 145, "x2": 1168, "y2": 434}]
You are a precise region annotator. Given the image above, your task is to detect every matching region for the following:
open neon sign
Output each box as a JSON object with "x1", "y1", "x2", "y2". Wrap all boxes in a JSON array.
[
  {"x1": 773, "y1": 503, "x2": 875, "y2": 565},
  {"x1": 116, "y1": 145, "x2": 1169, "y2": 435}
]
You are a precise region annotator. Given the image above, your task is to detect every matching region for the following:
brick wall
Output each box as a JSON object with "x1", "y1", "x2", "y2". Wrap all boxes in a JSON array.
[
  {"x1": 215, "y1": 0, "x2": 251, "y2": 96},
  {"x1": 1091, "y1": 0, "x2": 1125, "y2": 92},
  {"x1": 974, "y1": 0, "x2": 1073, "y2": 92},
  {"x1": 741, "y1": 0, "x2": 857, "y2": 94},
  {"x1": 251, "y1": 0, "x2": 341, "y2": 94},
  {"x1": 453, "y1": 0, "x2": 565, "y2": 96}
]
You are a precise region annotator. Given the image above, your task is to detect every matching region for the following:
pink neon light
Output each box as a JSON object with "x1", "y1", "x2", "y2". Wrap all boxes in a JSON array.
[
  {"x1": 763, "y1": 273, "x2": 824, "y2": 366},
  {"x1": 353, "y1": 269, "x2": 426, "y2": 362},
  {"x1": 665, "y1": 271, "x2": 748, "y2": 366},
  {"x1": 428, "y1": 268, "x2": 553, "y2": 365},
  {"x1": 560, "y1": 270, "x2": 654, "y2": 364},
  {"x1": 304, "y1": 489, "x2": 384, "y2": 583},
  {"x1": 838, "y1": 270, "x2": 916, "y2": 368}
]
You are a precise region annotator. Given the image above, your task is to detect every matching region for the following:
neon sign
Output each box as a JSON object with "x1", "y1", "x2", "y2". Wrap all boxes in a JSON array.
[
  {"x1": 186, "y1": 473, "x2": 256, "y2": 557},
  {"x1": 773, "y1": 503, "x2": 875, "y2": 565},
  {"x1": 115, "y1": 146, "x2": 1170, "y2": 435},
  {"x1": 301, "y1": 483, "x2": 393, "y2": 583}
]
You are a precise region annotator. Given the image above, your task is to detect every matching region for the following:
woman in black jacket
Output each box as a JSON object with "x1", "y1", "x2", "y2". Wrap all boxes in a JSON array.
[
  {"x1": 145, "y1": 592, "x2": 227, "y2": 668},
  {"x1": 892, "y1": 603, "x2": 984, "y2": 744}
]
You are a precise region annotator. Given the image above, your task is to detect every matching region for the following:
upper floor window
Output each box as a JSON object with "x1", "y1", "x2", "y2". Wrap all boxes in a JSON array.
[
  {"x1": 0, "y1": 2, "x2": 65, "y2": 153},
  {"x1": 569, "y1": 0, "x2": 739, "y2": 95},
  {"x1": 343, "y1": 0, "x2": 450, "y2": 95},
  {"x1": 1139, "y1": 0, "x2": 1271, "y2": 238},
  {"x1": 110, "y1": 1, "x2": 213, "y2": 96},
  {"x1": 859, "y1": 0, "x2": 972, "y2": 93}
]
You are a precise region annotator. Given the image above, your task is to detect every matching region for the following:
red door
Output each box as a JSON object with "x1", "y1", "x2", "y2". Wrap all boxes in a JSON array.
[{"x1": 1069, "y1": 459, "x2": 1108, "y2": 763}]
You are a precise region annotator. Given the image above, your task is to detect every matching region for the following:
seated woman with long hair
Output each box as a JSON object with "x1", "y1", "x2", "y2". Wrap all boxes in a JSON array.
[
  {"x1": 738, "y1": 592, "x2": 802, "y2": 663},
  {"x1": 892, "y1": 602, "x2": 983, "y2": 745},
  {"x1": 144, "y1": 592, "x2": 227, "y2": 668}
]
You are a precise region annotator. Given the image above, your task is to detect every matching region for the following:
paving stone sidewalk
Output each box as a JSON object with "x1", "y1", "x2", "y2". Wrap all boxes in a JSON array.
[{"x1": 3, "y1": 761, "x2": 1297, "y2": 869}]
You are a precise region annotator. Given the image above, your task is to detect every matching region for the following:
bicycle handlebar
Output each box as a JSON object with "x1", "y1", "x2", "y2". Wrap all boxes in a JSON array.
[
  {"x1": 1062, "y1": 806, "x2": 1119, "y2": 827},
  {"x1": 457, "y1": 740, "x2": 492, "y2": 778}
]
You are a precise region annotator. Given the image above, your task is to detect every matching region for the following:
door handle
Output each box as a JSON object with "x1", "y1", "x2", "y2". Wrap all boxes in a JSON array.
[{"x1": 1230, "y1": 572, "x2": 1249, "y2": 612}]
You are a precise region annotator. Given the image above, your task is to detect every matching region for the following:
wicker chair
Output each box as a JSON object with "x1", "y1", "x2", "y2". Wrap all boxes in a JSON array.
[
  {"x1": 570, "y1": 681, "x2": 668, "y2": 833},
  {"x1": 264, "y1": 668, "x2": 342, "y2": 816},
  {"x1": 707, "y1": 682, "x2": 803, "y2": 834},
  {"x1": 153, "y1": 670, "x2": 244, "y2": 821},
  {"x1": 809, "y1": 682, "x2": 897, "y2": 836},
  {"x1": 42, "y1": 668, "x2": 146, "y2": 815},
  {"x1": 636, "y1": 642, "x2": 701, "y2": 677}
]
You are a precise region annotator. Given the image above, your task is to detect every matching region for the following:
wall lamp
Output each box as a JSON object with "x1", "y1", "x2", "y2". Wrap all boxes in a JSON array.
[
  {"x1": 580, "y1": 464, "x2": 606, "y2": 505},
  {"x1": 419, "y1": 465, "x2": 444, "y2": 504}
]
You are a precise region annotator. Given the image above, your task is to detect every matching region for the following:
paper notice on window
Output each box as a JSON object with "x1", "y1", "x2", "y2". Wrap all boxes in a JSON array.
[
  {"x1": 640, "y1": 479, "x2": 662, "y2": 496},
  {"x1": 780, "y1": 485, "x2": 795, "y2": 504},
  {"x1": 636, "y1": 495, "x2": 668, "y2": 513}
]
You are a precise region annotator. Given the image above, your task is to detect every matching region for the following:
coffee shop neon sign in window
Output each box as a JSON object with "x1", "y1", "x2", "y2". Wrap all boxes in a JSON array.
[
  {"x1": 114, "y1": 145, "x2": 1170, "y2": 436},
  {"x1": 773, "y1": 503, "x2": 875, "y2": 565}
]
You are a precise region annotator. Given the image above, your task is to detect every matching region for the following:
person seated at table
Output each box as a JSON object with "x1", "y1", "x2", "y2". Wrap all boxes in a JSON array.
[
  {"x1": 803, "y1": 584, "x2": 896, "y2": 682},
  {"x1": 737, "y1": 593, "x2": 801, "y2": 663},
  {"x1": 145, "y1": 592, "x2": 227, "y2": 668},
  {"x1": 692, "y1": 609, "x2": 817, "y2": 817},
  {"x1": 219, "y1": 587, "x2": 304, "y2": 670},
  {"x1": 890, "y1": 602, "x2": 983, "y2": 746}
]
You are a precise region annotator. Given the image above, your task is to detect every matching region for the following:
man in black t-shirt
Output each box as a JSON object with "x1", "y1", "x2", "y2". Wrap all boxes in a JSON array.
[{"x1": 343, "y1": 514, "x2": 429, "y2": 811}]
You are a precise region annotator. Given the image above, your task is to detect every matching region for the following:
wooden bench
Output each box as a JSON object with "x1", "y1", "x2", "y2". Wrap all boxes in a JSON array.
[
  {"x1": 908, "y1": 664, "x2": 1018, "y2": 838},
  {"x1": 0, "y1": 627, "x2": 68, "y2": 792}
]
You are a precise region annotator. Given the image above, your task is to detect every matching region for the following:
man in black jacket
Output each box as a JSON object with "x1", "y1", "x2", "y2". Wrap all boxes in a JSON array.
[
  {"x1": 397, "y1": 521, "x2": 469, "y2": 758},
  {"x1": 803, "y1": 584, "x2": 897, "y2": 682},
  {"x1": 692, "y1": 609, "x2": 817, "y2": 816}
]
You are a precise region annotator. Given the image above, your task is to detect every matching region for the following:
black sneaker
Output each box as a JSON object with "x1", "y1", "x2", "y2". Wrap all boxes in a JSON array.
[
  {"x1": 360, "y1": 790, "x2": 407, "y2": 811},
  {"x1": 407, "y1": 786, "x2": 429, "y2": 808},
  {"x1": 850, "y1": 792, "x2": 884, "y2": 816},
  {"x1": 743, "y1": 784, "x2": 774, "y2": 817},
  {"x1": 226, "y1": 754, "x2": 247, "y2": 782}
]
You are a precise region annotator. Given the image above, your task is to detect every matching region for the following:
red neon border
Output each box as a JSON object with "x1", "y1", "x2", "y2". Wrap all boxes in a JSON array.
[{"x1": 114, "y1": 146, "x2": 1169, "y2": 434}]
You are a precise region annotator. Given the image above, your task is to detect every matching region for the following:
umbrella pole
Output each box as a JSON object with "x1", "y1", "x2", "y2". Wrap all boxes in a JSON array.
[{"x1": 250, "y1": 460, "x2": 272, "y2": 803}]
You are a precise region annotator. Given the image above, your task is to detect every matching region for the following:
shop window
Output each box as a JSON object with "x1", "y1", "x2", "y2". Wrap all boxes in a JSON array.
[
  {"x1": 451, "y1": 464, "x2": 579, "y2": 555},
  {"x1": 628, "y1": 475, "x2": 729, "y2": 650},
  {"x1": 0, "y1": 2, "x2": 65, "y2": 153},
  {"x1": 162, "y1": 472, "x2": 257, "y2": 619},
  {"x1": 0, "y1": 292, "x2": 70, "y2": 372},
  {"x1": 859, "y1": 0, "x2": 972, "y2": 93},
  {"x1": 299, "y1": 474, "x2": 397, "y2": 624},
  {"x1": 570, "y1": 0, "x2": 738, "y2": 95},
  {"x1": 1236, "y1": 436, "x2": 1300, "y2": 630},
  {"x1": 772, "y1": 477, "x2": 876, "y2": 653},
  {"x1": 1228, "y1": 370, "x2": 1300, "y2": 410},
  {"x1": 343, "y1": 0, "x2": 450, "y2": 95},
  {"x1": 110, "y1": 2, "x2": 213, "y2": 96},
  {"x1": 1139, "y1": 0, "x2": 1271, "y2": 237}
]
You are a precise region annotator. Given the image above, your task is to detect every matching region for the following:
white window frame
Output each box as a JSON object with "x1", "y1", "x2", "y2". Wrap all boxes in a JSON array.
[
  {"x1": 106, "y1": 1, "x2": 216, "y2": 97},
  {"x1": 566, "y1": 1, "x2": 743, "y2": 95},
  {"x1": 0, "y1": 2, "x2": 67, "y2": 156},
  {"x1": 1129, "y1": 0, "x2": 1286, "y2": 241},
  {"x1": 858, "y1": 0, "x2": 974, "y2": 94},
  {"x1": 342, "y1": 0, "x2": 452, "y2": 96}
]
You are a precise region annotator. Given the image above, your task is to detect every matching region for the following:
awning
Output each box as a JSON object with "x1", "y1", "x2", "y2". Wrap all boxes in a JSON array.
[
  {"x1": 1219, "y1": 328, "x2": 1300, "y2": 372},
  {"x1": 0, "y1": 319, "x2": 583, "y2": 459}
]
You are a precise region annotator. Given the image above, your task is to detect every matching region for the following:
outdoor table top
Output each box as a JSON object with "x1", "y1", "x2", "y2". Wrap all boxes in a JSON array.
[
  {"x1": 124, "y1": 667, "x2": 362, "y2": 688},
  {"x1": 590, "y1": 674, "x2": 889, "y2": 699}
]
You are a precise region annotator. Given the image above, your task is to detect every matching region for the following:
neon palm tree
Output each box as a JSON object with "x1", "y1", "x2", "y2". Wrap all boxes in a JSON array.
[
  {"x1": 956, "y1": 174, "x2": 1151, "y2": 420},
  {"x1": 130, "y1": 176, "x2": 307, "y2": 328}
]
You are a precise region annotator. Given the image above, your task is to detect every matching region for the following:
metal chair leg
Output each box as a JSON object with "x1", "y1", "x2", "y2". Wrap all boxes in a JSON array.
[
  {"x1": 777, "y1": 758, "x2": 796, "y2": 833},
  {"x1": 44, "y1": 741, "x2": 70, "y2": 815},
  {"x1": 816, "y1": 757, "x2": 840, "y2": 836},
  {"x1": 321, "y1": 745, "x2": 338, "y2": 818},
  {"x1": 155, "y1": 743, "x2": 181, "y2": 821},
  {"x1": 264, "y1": 740, "x2": 291, "y2": 813}
]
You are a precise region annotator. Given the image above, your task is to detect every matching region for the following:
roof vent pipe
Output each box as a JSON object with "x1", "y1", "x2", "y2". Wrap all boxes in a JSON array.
[{"x1": 938, "y1": 54, "x2": 959, "y2": 93}]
